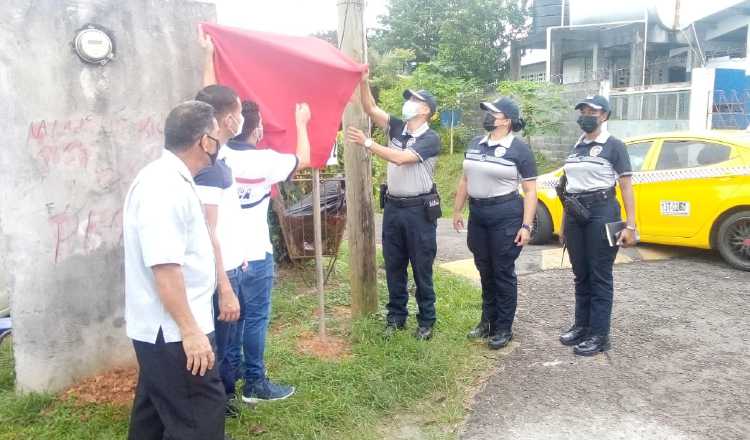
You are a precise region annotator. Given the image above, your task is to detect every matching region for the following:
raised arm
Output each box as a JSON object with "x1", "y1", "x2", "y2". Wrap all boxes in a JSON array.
[
  {"x1": 199, "y1": 25, "x2": 216, "y2": 87},
  {"x1": 294, "y1": 103, "x2": 312, "y2": 170},
  {"x1": 359, "y1": 70, "x2": 390, "y2": 131}
]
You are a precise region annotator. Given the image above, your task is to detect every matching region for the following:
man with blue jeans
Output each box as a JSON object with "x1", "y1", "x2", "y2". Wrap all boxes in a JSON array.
[
  {"x1": 221, "y1": 100, "x2": 311, "y2": 403},
  {"x1": 200, "y1": 32, "x2": 312, "y2": 403}
]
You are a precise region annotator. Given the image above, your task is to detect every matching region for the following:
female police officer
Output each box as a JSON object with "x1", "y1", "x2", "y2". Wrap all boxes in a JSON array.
[
  {"x1": 558, "y1": 95, "x2": 637, "y2": 356},
  {"x1": 452, "y1": 98, "x2": 538, "y2": 350}
]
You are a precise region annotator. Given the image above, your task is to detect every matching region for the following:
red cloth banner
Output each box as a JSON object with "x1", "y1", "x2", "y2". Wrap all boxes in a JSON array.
[{"x1": 200, "y1": 23, "x2": 366, "y2": 168}]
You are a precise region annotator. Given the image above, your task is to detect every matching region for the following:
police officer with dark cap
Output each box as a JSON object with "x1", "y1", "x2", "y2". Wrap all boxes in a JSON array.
[
  {"x1": 347, "y1": 71, "x2": 442, "y2": 340},
  {"x1": 558, "y1": 95, "x2": 637, "y2": 356},
  {"x1": 452, "y1": 97, "x2": 538, "y2": 349}
]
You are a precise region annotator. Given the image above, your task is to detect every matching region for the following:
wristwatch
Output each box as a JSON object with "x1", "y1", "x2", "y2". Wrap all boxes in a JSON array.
[
  {"x1": 521, "y1": 224, "x2": 533, "y2": 232},
  {"x1": 364, "y1": 138, "x2": 374, "y2": 149}
]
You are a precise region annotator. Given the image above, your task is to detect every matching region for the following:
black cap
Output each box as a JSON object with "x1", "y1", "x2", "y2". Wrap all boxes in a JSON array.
[
  {"x1": 575, "y1": 95, "x2": 611, "y2": 113},
  {"x1": 403, "y1": 89, "x2": 438, "y2": 114},
  {"x1": 480, "y1": 98, "x2": 520, "y2": 121}
]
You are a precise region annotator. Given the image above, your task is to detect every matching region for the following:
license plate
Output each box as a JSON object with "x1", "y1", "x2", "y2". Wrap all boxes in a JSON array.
[{"x1": 660, "y1": 201, "x2": 690, "y2": 217}]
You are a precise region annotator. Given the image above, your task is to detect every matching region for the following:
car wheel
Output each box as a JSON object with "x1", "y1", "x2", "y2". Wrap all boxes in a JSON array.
[
  {"x1": 716, "y1": 210, "x2": 750, "y2": 271},
  {"x1": 530, "y1": 203, "x2": 554, "y2": 245}
]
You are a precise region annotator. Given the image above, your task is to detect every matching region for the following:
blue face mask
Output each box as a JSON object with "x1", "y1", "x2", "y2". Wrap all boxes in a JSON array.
[{"x1": 402, "y1": 100, "x2": 420, "y2": 121}]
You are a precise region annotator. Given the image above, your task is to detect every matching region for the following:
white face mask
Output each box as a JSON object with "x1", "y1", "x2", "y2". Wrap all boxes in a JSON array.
[
  {"x1": 229, "y1": 113, "x2": 244, "y2": 138},
  {"x1": 402, "y1": 100, "x2": 421, "y2": 121}
]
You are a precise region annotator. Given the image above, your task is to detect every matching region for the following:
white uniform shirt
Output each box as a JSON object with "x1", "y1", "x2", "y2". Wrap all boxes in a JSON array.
[
  {"x1": 222, "y1": 140, "x2": 298, "y2": 262},
  {"x1": 123, "y1": 151, "x2": 216, "y2": 343}
]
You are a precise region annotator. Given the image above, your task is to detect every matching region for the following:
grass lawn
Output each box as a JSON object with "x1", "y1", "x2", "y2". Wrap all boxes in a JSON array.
[{"x1": 0, "y1": 248, "x2": 493, "y2": 440}]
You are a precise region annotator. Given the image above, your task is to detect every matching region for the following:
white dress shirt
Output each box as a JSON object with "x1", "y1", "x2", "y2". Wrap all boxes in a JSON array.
[{"x1": 123, "y1": 150, "x2": 216, "y2": 343}]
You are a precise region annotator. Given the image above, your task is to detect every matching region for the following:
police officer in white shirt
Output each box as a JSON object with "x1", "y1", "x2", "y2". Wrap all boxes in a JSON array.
[
  {"x1": 452, "y1": 98, "x2": 538, "y2": 350},
  {"x1": 558, "y1": 95, "x2": 637, "y2": 356},
  {"x1": 123, "y1": 101, "x2": 228, "y2": 439}
]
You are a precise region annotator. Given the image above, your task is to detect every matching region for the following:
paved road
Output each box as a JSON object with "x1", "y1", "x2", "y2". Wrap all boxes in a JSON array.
[{"x1": 459, "y1": 254, "x2": 750, "y2": 440}]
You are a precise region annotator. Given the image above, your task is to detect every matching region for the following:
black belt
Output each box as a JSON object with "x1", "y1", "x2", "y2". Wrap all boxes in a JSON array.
[
  {"x1": 386, "y1": 193, "x2": 429, "y2": 208},
  {"x1": 567, "y1": 187, "x2": 615, "y2": 204},
  {"x1": 469, "y1": 191, "x2": 520, "y2": 207}
]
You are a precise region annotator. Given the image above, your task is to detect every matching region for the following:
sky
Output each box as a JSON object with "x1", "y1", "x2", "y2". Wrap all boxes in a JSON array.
[{"x1": 209, "y1": 0, "x2": 389, "y2": 36}]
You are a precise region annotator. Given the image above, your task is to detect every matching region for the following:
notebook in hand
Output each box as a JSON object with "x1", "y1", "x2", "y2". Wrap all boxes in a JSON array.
[{"x1": 605, "y1": 221, "x2": 626, "y2": 247}]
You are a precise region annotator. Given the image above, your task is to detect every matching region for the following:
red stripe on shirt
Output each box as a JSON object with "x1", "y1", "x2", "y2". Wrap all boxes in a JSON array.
[{"x1": 235, "y1": 177, "x2": 266, "y2": 184}]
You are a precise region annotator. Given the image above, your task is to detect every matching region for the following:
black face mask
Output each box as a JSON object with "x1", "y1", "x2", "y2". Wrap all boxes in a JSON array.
[
  {"x1": 577, "y1": 115, "x2": 600, "y2": 134},
  {"x1": 205, "y1": 134, "x2": 220, "y2": 165},
  {"x1": 483, "y1": 113, "x2": 498, "y2": 132}
]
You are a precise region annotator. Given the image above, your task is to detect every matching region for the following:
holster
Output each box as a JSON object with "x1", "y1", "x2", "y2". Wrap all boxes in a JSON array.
[
  {"x1": 563, "y1": 196, "x2": 591, "y2": 222},
  {"x1": 379, "y1": 184, "x2": 387, "y2": 210}
]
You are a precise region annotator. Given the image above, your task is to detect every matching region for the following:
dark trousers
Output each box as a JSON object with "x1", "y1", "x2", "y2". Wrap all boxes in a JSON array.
[
  {"x1": 382, "y1": 203, "x2": 437, "y2": 327},
  {"x1": 128, "y1": 330, "x2": 226, "y2": 440},
  {"x1": 565, "y1": 198, "x2": 621, "y2": 336},
  {"x1": 467, "y1": 197, "x2": 523, "y2": 333},
  {"x1": 212, "y1": 265, "x2": 243, "y2": 397}
]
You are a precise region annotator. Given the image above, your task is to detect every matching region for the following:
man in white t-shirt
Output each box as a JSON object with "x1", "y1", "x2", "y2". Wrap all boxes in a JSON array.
[
  {"x1": 223, "y1": 100, "x2": 312, "y2": 404},
  {"x1": 123, "y1": 101, "x2": 227, "y2": 439}
]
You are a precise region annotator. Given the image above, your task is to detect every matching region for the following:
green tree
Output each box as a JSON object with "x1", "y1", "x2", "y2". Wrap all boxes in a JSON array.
[
  {"x1": 372, "y1": 0, "x2": 451, "y2": 63},
  {"x1": 373, "y1": 0, "x2": 529, "y2": 83},
  {"x1": 436, "y1": 0, "x2": 528, "y2": 83},
  {"x1": 496, "y1": 80, "x2": 567, "y2": 141}
]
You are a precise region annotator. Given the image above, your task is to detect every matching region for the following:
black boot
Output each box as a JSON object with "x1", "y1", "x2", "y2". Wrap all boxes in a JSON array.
[
  {"x1": 573, "y1": 335, "x2": 610, "y2": 356},
  {"x1": 488, "y1": 331, "x2": 512, "y2": 350},
  {"x1": 467, "y1": 321, "x2": 491, "y2": 339},
  {"x1": 559, "y1": 325, "x2": 590, "y2": 346},
  {"x1": 414, "y1": 326, "x2": 433, "y2": 341}
]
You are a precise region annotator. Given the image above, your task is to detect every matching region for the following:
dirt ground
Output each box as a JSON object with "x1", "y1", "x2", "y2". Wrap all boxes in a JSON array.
[{"x1": 459, "y1": 255, "x2": 750, "y2": 440}]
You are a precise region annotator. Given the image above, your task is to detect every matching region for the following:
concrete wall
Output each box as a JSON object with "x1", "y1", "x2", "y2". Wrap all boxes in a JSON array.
[{"x1": 0, "y1": 0, "x2": 216, "y2": 392}]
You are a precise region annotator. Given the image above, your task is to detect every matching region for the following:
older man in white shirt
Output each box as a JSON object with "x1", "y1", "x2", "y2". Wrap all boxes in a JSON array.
[{"x1": 123, "y1": 100, "x2": 228, "y2": 440}]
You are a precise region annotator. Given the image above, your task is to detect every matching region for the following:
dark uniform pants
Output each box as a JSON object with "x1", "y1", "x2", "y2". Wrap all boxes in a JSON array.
[
  {"x1": 382, "y1": 203, "x2": 437, "y2": 327},
  {"x1": 565, "y1": 198, "x2": 621, "y2": 336},
  {"x1": 467, "y1": 197, "x2": 523, "y2": 333},
  {"x1": 128, "y1": 330, "x2": 226, "y2": 440}
]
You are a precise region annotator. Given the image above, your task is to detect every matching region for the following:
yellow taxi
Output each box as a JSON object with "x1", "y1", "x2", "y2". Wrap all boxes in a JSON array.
[{"x1": 531, "y1": 131, "x2": 750, "y2": 271}]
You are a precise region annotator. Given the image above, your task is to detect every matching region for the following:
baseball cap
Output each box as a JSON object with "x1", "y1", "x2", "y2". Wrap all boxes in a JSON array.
[
  {"x1": 480, "y1": 98, "x2": 520, "y2": 121},
  {"x1": 574, "y1": 95, "x2": 611, "y2": 113},
  {"x1": 403, "y1": 89, "x2": 438, "y2": 115}
]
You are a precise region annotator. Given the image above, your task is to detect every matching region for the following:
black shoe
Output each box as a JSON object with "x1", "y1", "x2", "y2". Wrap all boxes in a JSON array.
[
  {"x1": 384, "y1": 321, "x2": 405, "y2": 338},
  {"x1": 414, "y1": 326, "x2": 433, "y2": 340},
  {"x1": 467, "y1": 321, "x2": 491, "y2": 339},
  {"x1": 559, "y1": 325, "x2": 590, "y2": 346},
  {"x1": 573, "y1": 335, "x2": 610, "y2": 356},
  {"x1": 225, "y1": 399, "x2": 241, "y2": 418},
  {"x1": 488, "y1": 331, "x2": 512, "y2": 350}
]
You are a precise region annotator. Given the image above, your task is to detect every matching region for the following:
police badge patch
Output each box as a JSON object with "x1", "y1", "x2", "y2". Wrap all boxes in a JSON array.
[
  {"x1": 406, "y1": 137, "x2": 417, "y2": 148},
  {"x1": 494, "y1": 146, "x2": 507, "y2": 157},
  {"x1": 589, "y1": 145, "x2": 603, "y2": 157}
]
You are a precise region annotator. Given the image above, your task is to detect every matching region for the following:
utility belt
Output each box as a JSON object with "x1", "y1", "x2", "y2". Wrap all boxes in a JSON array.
[
  {"x1": 561, "y1": 187, "x2": 616, "y2": 222},
  {"x1": 469, "y1": 191, "x2": 520, "y2": 207},
  {"x1": 380, "y1": 184, "x2": 442, "y2": 222}
]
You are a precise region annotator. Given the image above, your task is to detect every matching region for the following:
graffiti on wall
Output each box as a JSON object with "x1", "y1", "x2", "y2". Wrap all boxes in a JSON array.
[{"x1": 25, "y1": 114, "x2": 165, "y2": 263}]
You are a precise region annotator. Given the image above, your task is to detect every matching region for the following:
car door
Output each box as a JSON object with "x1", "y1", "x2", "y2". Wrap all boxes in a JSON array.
[
  {"x1": 636, "y1": 137, "x2": 735, "y2": 239},
  {"x1": 619, "y1": 139, "x2": 656, "y2": 220}
]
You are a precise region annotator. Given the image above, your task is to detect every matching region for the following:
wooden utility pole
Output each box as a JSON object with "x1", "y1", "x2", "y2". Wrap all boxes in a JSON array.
[{"x1": 337, "y1": 0, "x2": 378, "y2": 317}]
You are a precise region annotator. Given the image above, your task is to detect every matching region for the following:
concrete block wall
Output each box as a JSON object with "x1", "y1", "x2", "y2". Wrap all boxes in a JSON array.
[{"x1": 0, "y1": 0, "x2": 215, "y2": 392}]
